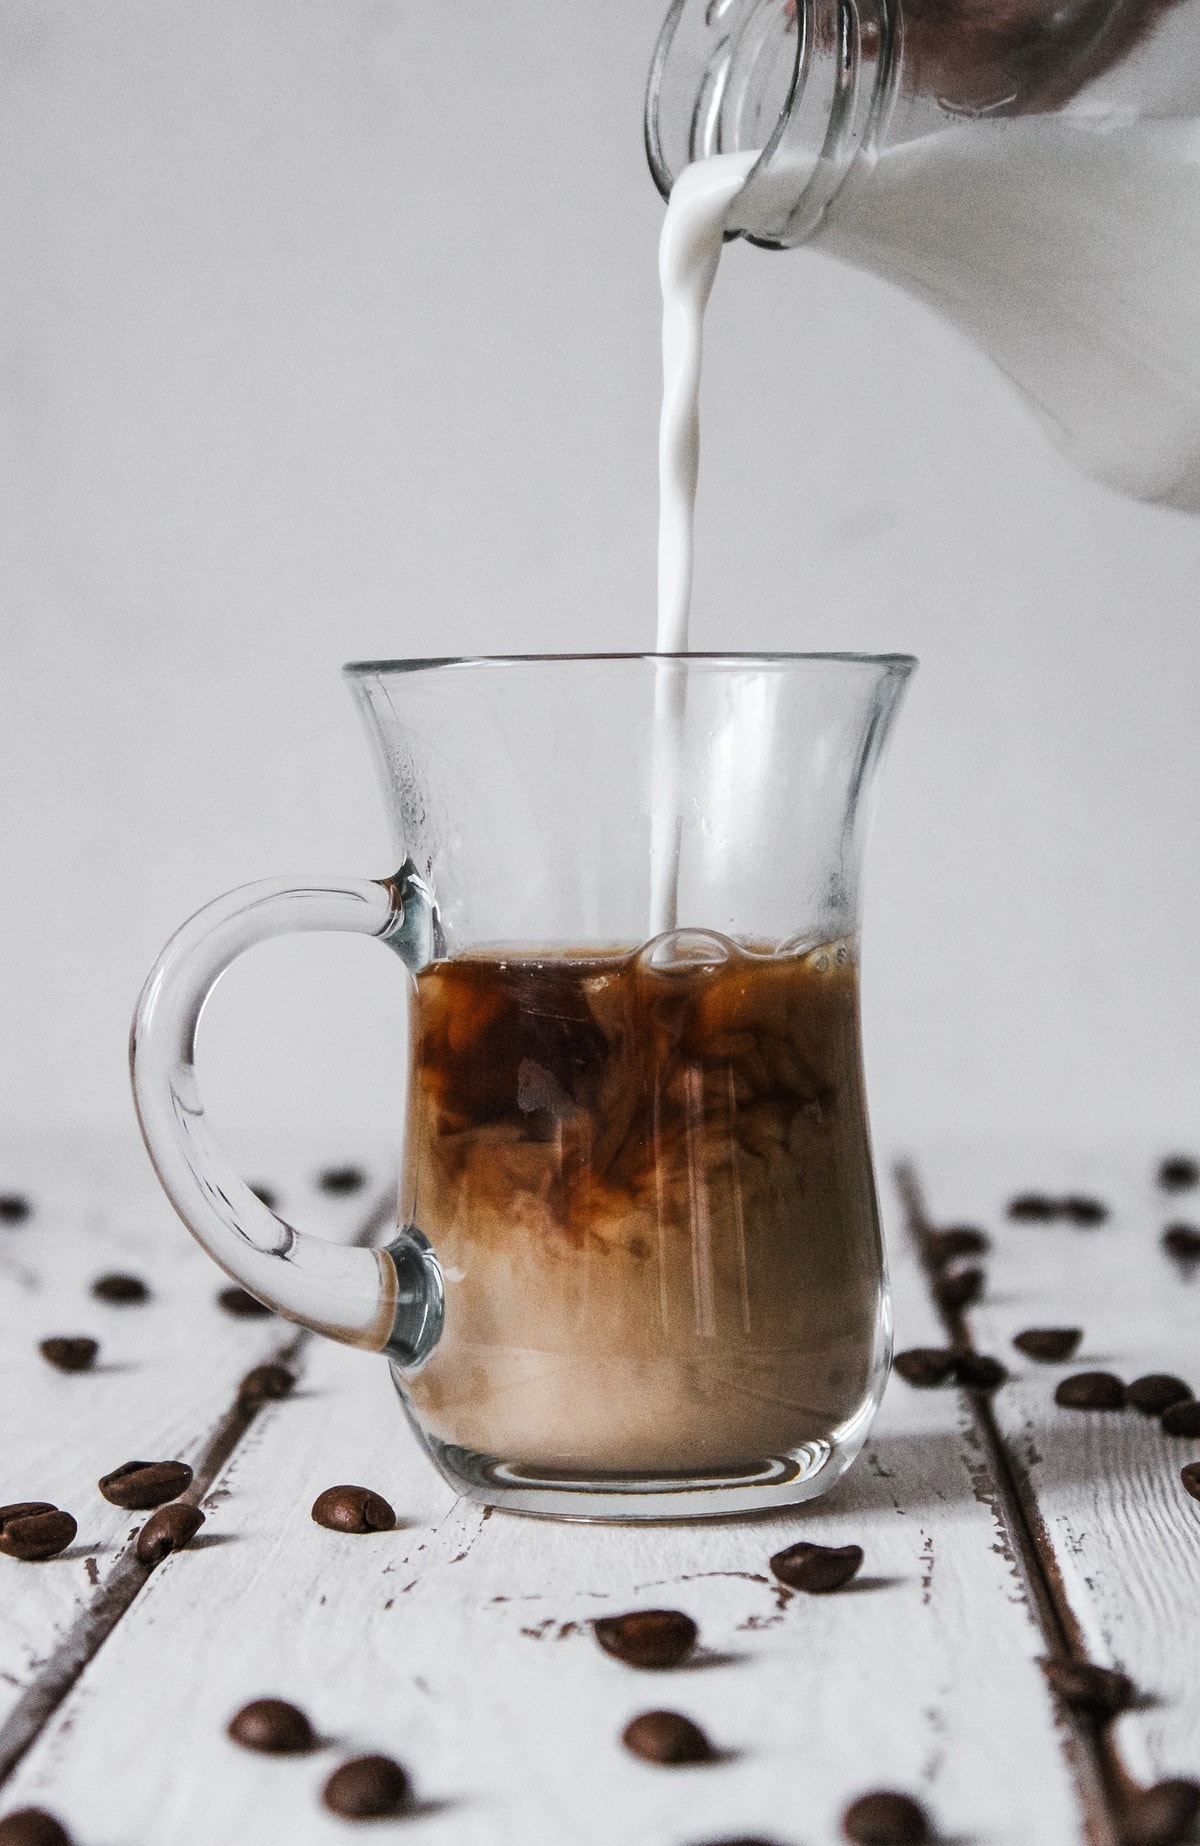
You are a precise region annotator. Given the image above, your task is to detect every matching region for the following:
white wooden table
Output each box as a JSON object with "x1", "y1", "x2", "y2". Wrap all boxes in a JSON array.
[{"x1": 0, "y1": 1135, "x2": 1197, "y2": 1845}]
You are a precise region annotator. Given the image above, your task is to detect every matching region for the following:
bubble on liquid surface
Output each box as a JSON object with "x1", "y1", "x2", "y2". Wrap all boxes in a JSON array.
[
  {"x1": 776, "y1": 930, "x2": 821, "y2": 959},
  {"x1": 642, "y1": 929, "x2": 736, "y2": 974}
]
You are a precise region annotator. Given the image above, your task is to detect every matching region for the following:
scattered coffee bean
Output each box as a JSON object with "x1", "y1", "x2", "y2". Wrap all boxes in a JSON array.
[
  {"x1": 1014, "y1": 1327, "x2": 1083, "y2": 1363},
  {"x1": 593, "y1": 1610, "x2": 698, "y2": 1669},
  {"x1": 842, "y1": 1790, "x2": 930, "y2": 1844},
  {"x1": 893, "y1": 1348, "x2": 956, "y2": 1388},
  {"x1": 0, "y1": 1508, "x2": 77, "y2": 1562},
  {"x1": 1041, "y1": 1657, "x2": 1134, "y2": 1720},
  {"x1": 1118, "y1": 1778, "x2": 1200, "y2": 1846},
  {"x1": 318, "y1": 1165, "x2": 367, "y2": 1196},
  {"x1": 311, "y1": 1485, "x2": 395, "y2": 1533},
  {"x1": 227, "y1": 1697, "x2": 316, "y2": 1755},
  {"x1": 622, "y1": 1710, "x2": 714, "y2": 1765},
  {"x1": 1181, "y1": 1462, "x2": 1200, "y2": 1502},
  {"x1": 953, "y1": 1352, "x2": 1007, "y2": 1390},
  {"x1": 1063, "y1": 1195, "x2": 1109, "y2": 1226},
  {"x1": 770, "y1": 1540, "x2": 863, "y2": 1594},
  {"x1": 136, "y1": 1502, "x2": 205, "y2": 1566},
  {"x1": 1055, "y1": 1372, "x2": 1126, "y2": 1411},
  {"x1": 217, "y1": 1285, "x2": 272, "y2": 1319},
  {"x1": 322, "y1": 1754, "x2": 411, "y2": 1819},
  {"x1": 238, "y1": 1363, "x2": 295, "y2": 1411},
  {"x1": 0, "y1": 1196, "x2": 32, "y2": 1226},
  {"x1": 934, "y1": 1265, "x2": 984, "y2": 1312},
  {"x1": 924, "y1": 1226, "x2": 990, "y2": 1264},
  {"x1": 1127, "y1": 1375, "x2": 1192, "y2": 1417},
  {"x1": 98, "y1": 1460, "x2": 193, "y2": 1509},
  {"x1": 0, "y1": 1810, "x2": 71, "y2": 1846},
  {"x1": 1009, "y1": 1193, "x2": 1061, "y2": 1222},
  {"x1": 1162, "y1": 1399, "x2": 1200, "y2": 1438},
  {"x1": 91, "y1": 1272, "x2": 149, "y2": 1304},
  {"x1": 1162, "y1": 1224, "x2": 1200, "y2": 1268},
  {"x1": 250, "y1": 1184, "x2": 278, "y2": 1210},
  {"x1": 1159, "y1": 1156, "x2": 1200, "y2": 1193},
  {"x1": 38, "y1": 1337, "x2": 99, "y2": 1374}
]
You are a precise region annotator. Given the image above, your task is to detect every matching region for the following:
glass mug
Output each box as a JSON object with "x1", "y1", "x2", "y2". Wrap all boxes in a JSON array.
[{"x1": 132, "y1": 653, "x2": 914, "y2": 1520}]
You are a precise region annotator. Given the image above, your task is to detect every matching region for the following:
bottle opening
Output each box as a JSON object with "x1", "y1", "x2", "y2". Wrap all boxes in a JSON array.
[{"x1": 646, "y1": 0, "x2": 893, "y2": 248}]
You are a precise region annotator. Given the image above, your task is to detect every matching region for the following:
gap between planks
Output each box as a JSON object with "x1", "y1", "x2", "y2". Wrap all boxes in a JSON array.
[
  {"x1": 895, "y1": 1160, "x2": 1131, "y2": 1846},
  {"x1": 0, "y1": 1188, "x2": 396, "y2": 1792}
]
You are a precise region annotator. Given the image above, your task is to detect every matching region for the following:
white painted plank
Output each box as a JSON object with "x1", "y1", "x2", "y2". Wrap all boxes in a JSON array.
[
  {"x1": 915, "y1": 1142, "x2": 1200, "y2": 1793},
  {"x1": 2, "y1": 1170, "x2": 1089, "y2": 1845},
  {"x1": 0, "y1": 1132, "x2": 390, "y2": 1734}
]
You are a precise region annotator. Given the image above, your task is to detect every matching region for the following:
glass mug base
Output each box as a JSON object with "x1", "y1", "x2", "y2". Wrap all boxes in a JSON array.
[{"x1": 390, "y1": 1369, "x2": 887, "y2": 1522}]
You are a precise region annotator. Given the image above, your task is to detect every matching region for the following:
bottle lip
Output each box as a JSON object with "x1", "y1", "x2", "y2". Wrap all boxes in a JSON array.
[{"x1": 645, "y1": 0, "x2": 893, "y2": 248}]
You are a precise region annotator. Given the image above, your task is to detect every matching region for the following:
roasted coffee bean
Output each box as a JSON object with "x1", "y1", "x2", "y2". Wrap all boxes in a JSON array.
[
  {"x1": 770, "y1": 1540, "x2": 863, "y2": 1594},
  {"x1": 38, "y1": 1337, "x2": 99, "y2": 1374},
  {"x1": 227, "y1": 1696, "x2": 316, "y2": 1755},
  {"x1": 311, "y1": 1484, "x2": 395, "y2": 1533},
  {"x1": 1127, "y1": 1375, "x2": 1193, "y2": 1416},
  {"x1": 1181, "y1": 1462, "x2": 1200, "y2": 1502},
  {"x1": 250, "y1": 1184, "x2": 278, "y2": 1210},
  {"x1": 924, "y1": 1226, "x2": 989, "y2": 1264},
  {"x1": 1159, "y1": 1156, "x2": 1200, "y2": 1193},
  {"x1": 136, "y1": 1502, "x2": 204, "y2": 1565},
  {"x1": 1042, "y1": 1657, "x2": 1134, "y2": 1720},
  {"x1": 842, "y1": 1790, "x2": 930, "y2": 1844},
  {"x1": 1055, "y1": 1372, "x2": 1126, "y2": 1411},
  {"x1": 1014, "y1": 1327, "x2": 1083, "y2": 1363},
  {"x1": 0, "y1": 1809, "x2": 71, "y2": 1846},
  {"x1": 0, "y1": 1509, "x2": 76, "y2": 1562},
  {"x1": 1162, "y1": 1399, "x2": 1200, "y2": 1437},
  {"x1": 238, "y1": 1363, "x2": 295, "y2": 1411},
  {"x1": 1008, "y1": 1193, "x2": 1061, "y2": 1222},
  {"x1": 1063, "y1": 1195, "x2": 1109, "y2": 1226},
  {"x1": 98, "y1": 1460, "x2": 193, "y2": 1509},
  {"x1": 622, "y1": 1710, "x2": 714, "y2": 1765},
  {"x1": 217, "y1": 1285, "x2": 272, "y2": 1319},
  {"x1": 934, "y1": 1265, "x2": 984, "y2": 1312},
  {"x1": 893, "y1": 1348, "x2": 957, "y2": 1388},
  {"x1": 318, "y1": 1165, "x2": 367, "y2": 1195},
  {"x1": 322, "y1": 1754, "x2": 411, "y2": 1819},
  {"x1": 0, "y1": 1196, "x2": 32, "y2": 1225},
  {"x1": 953, "y1": 1352, "x2": 1006, "y2": 1390},
  {"x1": 1162, "y1": 1224, "x2": 1200, "y2": 1266},
  {"x1": 1117, "y1": 1778, "x2": 1200, "y2": 1846},
  {"x1": 593, "y1": 1609, "x2": 698, "y2": 1669},
  {"x1": 92, "y1": 1272, "x2": 149, "y2": 1304}
]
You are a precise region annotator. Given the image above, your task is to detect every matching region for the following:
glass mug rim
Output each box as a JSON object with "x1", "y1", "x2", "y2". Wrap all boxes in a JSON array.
[{"x1": 342, "y1": 650, "x2": 918, "y2": 678}]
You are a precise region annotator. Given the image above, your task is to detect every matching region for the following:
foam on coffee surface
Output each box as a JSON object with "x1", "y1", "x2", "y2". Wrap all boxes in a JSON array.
[{"x1": 402, "y1": 933, "x2": 886, "y2": 1477}]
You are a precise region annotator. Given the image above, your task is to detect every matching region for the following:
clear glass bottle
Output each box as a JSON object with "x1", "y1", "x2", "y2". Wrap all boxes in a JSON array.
[{"x1": 646, "y1": 0, "x2": 1200, "y2": 511}]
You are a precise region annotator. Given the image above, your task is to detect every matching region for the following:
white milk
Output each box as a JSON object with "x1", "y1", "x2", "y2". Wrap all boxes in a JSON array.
[
  {"x1": 651, "y1": 151, "x2": 760, "y2": 938},
  {"x1": 815, "y1": 116, "x2": 1200, "y2": 512}
]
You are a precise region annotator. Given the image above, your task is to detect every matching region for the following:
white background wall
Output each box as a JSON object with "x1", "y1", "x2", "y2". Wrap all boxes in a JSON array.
[{"x1": 3, "y1": 0, "x2": 1200, "y2": 1175}]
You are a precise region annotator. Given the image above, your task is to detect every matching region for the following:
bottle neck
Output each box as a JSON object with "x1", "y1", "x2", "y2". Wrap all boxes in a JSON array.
[{"x1": 646, "y1": 0, "x2": 895, "y2": 249}]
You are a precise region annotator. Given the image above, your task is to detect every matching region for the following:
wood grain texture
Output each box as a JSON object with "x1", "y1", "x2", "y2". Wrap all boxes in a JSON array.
[
  {"x1": 915, "y1": 1143, "x2": 1200, "y2": 1794},
  {"x1": 0, "y1": 1135, "x2": 390, "y2": 1757},
  {"x1": 0, "y1": 1169, "x2": 1089, "y2": 1845}
]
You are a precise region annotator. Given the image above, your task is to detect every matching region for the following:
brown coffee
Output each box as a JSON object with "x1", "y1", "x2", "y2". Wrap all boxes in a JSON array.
[{"x1": 399, "y1": 937, "x2": 885, "y2": 1479}]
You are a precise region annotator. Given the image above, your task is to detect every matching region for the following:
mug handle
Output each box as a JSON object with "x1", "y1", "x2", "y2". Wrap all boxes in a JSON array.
[{"x1": 129, "y1": 862, "x2": 443, "y2": 1365}]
